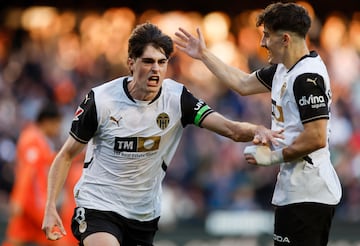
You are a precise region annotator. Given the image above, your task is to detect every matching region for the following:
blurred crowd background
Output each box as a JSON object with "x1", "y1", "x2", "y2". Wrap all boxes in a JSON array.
[{"x1": 0, "y1": 0, "x2": 360, "y2": 240}]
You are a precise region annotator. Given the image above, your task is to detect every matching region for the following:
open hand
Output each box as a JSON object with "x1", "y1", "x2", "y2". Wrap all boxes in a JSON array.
[
  {"x1": 253, "y1": 125, "x2": 284, "y2": 146},
  {"x1": 174, "y1": 27, "x2": 206, "y2": 59}
]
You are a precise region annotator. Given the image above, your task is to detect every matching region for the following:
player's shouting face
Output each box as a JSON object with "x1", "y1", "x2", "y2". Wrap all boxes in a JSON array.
[{"x1": 128, "y1": 44, "x2": 168, "y2": 101}]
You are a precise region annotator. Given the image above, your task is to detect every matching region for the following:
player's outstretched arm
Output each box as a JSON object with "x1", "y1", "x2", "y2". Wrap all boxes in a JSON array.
[
  {"x1": 174, "y1": 27, "x2": 268, "y2": 96},
  {"x1": 244, "y1": 119, "x2": 328, "y2": 166},
  {"x1": 201, "y1": 112, "x2": 283, "y2": 145},
  {"x1": 42, "y1": 135, "x2": 86, "y2": 241}
]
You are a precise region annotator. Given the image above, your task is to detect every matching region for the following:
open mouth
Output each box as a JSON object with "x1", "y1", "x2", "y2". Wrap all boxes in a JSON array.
[{"x1": 148, "y1": 76, "x2": 160, "y2": 85}]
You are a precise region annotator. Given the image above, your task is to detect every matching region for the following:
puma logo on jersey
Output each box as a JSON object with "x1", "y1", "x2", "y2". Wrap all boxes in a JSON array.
[
  {"x1": 110, "y1": 116, "x2": 122, "y2": 126},
  {"x1": 306, "y1": 77, "x2": 317, "y2": 85}
]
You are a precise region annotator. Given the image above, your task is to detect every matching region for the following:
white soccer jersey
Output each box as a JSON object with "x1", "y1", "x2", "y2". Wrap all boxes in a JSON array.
[
  {"x1": 69, "y1": 76, "x2": 214, "y2": 221},
  {"x1": 256, "y1": 51, "x2": 342, "y2": 206}
]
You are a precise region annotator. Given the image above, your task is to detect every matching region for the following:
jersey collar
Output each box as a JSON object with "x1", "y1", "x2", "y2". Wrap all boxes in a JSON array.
[
  {"x1": 123, "y1": 77, "x2": 162, "y2": 104},
  {"x1": 288, "y1": 50, "x2": 318, "y2": 73}
]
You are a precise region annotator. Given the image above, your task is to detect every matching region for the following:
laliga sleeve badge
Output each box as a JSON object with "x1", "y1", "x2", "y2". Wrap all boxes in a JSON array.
[{"x1": 79, "y1": 221, "x2": 87, "y2": 233}]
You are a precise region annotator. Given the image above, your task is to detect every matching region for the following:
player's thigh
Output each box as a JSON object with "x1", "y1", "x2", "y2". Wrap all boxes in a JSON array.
[
  {"x1": 71, "y1": 207, "x2": 123, "y2": 245},
  {"x1": 83, "y1": 232, "x2": 120, "y2": 246}
]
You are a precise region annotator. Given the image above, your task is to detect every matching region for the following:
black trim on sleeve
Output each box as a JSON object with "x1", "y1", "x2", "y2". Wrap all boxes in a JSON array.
[
  {"x1": 70, "y1": 90, "x2": 98, "y2": 143},
  {"x1": 69, "y1": 131, "x2": 88, "y2": 144},
  {"x1": 255, "y1": 64, "x2": 277, "y2": 90},
  {"x1": 197, "y1": 110, "x2": 214, "y2": 127},
  {"x1": 293, "y1": 73, "x2": 329, "y2": 124},
  {"x1": 180, "y1": 87, "x2": 214, "y2": 127}
]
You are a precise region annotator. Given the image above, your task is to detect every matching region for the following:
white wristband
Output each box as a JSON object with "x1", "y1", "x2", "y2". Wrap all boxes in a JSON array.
[
  {"x1": 243, "y1": 145, "x2": 284, "y2": 166},
  {"x1": 271, "y1": 148, "x2": 284, "y2": 165}
]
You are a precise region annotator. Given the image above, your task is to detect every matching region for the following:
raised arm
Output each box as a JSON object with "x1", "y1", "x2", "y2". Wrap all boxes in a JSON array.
[
  {"x1": 42, "y1": 135, "x2": 86, "y2": 240},
  {"x1": 174, "y1": 27, "x2": 268, "y2": 96},
  {"x1": 201, "y1": 112, "x2": 283, "y2": 145}
]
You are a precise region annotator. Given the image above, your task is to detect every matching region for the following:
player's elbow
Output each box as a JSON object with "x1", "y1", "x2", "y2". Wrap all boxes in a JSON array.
[
  {"x1": 312, "y1": 137, "x2": 327, "y2": 150},
  {"x1": 237, "y1": 88, "x2": 254, "y2": 96},
  {"x1": 232, "y1": 85, "x2": 252, "y2": 96},
  {"x1": 317, "y1": 141, "x2": 327, "y2": 149}
]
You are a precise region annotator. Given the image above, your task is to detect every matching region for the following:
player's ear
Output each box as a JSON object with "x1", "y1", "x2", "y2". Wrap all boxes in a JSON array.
[
  {"x1": 127, "y1": 57, "x2": 134, "y2": 75},
  {"x1": 282, "y1": 33, "x2": 290, "y2": 46}
]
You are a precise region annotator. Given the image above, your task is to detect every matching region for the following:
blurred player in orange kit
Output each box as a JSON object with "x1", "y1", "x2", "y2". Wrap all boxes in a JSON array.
[{"x1": 2, "y1": 102, "x2": 62, "y2": 246}]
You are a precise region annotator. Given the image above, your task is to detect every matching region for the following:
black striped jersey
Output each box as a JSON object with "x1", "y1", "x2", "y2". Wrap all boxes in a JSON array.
[
  {"x1": 256, "y1": 51, "x2": 341, "y2": 206},
  {"x1": 70, "y1": 76, "x2": 214, "y2": 221}
]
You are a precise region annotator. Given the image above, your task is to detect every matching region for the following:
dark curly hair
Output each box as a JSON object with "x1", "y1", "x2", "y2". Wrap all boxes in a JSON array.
[
  {"x1": 128, "y1": 22, "x2": 173, "y2": 59},
  {"x1": 256, "y1": 2, "x2": 311, "y2": 38}
]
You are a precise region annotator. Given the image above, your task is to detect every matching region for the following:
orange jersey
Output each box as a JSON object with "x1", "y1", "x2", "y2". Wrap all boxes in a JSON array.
[{"x1": 5, "y1": 123, "x2": 57, "y2": 245}]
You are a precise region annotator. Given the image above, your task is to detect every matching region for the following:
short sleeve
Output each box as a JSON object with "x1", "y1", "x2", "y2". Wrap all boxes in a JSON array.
[
  {"x1": 70, "y1": 90, "x2": 98, "y2": 143},
  {"x1": 255, "y1": 64, "x2": 278, "y2": 90},
  {"x1": 293, "y1": 73, "x2": 329, "y2": 124},
  {"x1": 180, "y1": 87, "x2": 214, "y2": 127}
]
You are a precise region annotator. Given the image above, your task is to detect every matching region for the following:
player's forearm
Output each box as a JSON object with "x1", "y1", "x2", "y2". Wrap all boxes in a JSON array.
[
  {"x1": 223, "y1": 120, "x2": 262, "y2": 142},
  {"x1": 244, "y1": 130, "x2": 326, "y2": 166},
  {"x1": 202, "y1": 113, "x2": 255, "y2": 142},
  {"x1": 247, "y1": 136, "x2": 325, "y2": 166},
  {"x1": 45, "y1": 136, "x2": 85, "y2": 208},
  {"x1": 45, "y1": 153, "x2": 72, "y2": 208},
  {"x1": 232, "y1": 122, "x2": 258, "y2": 142},
  {"x1": 200, "y1": 48, "x2": 250, "y2": 95},
  {"x1": 282, "y1": 137, "x2": 326, "y2": 162},
  {"x1": 282, "y1": 122, "x2": 327, "y2": 162}
]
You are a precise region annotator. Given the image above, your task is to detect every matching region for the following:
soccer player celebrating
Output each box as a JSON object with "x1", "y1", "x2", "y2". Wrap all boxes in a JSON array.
[
  {"x1": 175, "y1": 2, "x2": 341, "y2": 245},
  {"x1": 41, "y1": 22, "x2": 282, "y2": 246}
]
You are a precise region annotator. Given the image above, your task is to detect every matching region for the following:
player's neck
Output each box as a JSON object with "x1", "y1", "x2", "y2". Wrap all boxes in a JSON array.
[
  {"x1": 127, "y1": 80, "x2": 158, "y2": 102},
  {"x1": 283, "y1": 42, "x2": 309, "y2": 69}
]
